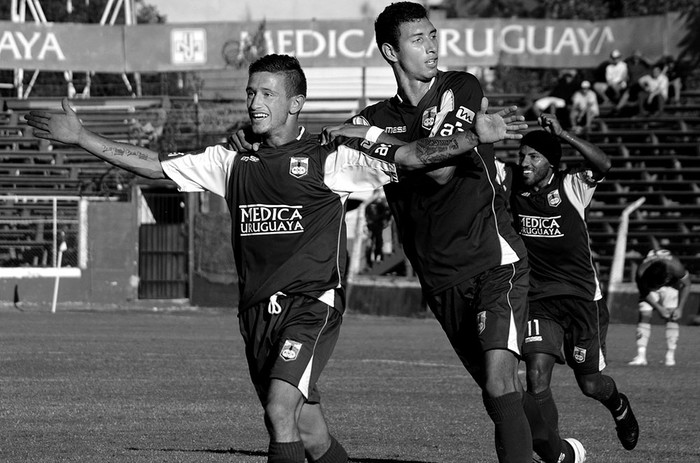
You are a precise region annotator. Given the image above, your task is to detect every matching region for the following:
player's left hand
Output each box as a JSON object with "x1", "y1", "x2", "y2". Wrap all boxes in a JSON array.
[
  {"x1": 474, "y1": 97, "x2": 528, "y2": 144},
  {"x1": 539, "y1": 113, "x2": 564, "y2": 136}
]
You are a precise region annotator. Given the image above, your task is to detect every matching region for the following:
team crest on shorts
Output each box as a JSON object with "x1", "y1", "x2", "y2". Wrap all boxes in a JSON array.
[
  {"x1": 289, "y1": 157, "x2": 309, "y2": 178},
  {"x1": 547, "y1": 189, "x2": 562, "y2": 207},
  {"x1": 477, "y1": 311, "x2": 487, "y2": 335},
  {"x1": 573, "y1": 346, "x2": 587, "y2": 363},
  {"x1": 422, "y1": 106, "x2": 437, "y2": 130},
  {"x1": 280, "y1": 339, "x2": 302, "y2": 362}
]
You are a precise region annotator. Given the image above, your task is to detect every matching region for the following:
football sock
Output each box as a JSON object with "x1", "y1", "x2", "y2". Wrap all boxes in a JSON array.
[
  {"x1": 312, "y1": 436, "x2": 348, "y2": 463},
  {"x1": 665, "y1": 321, "x2": 679, "y2": 352},
  {"x1": 483, "y1": 391, "x2": 533, "y2": 463},
  {"x1": 268, "y1": 440, "x2": 305, "y2": 463},
  {"x1": 523, "y1": 390, "x2": 562, "y2": 463},
  {"x1": 530, "y1": 387, "x2": 559, "y2": 432},
  {"x1": 597, "y1": 375, "x2": 622, "y2": 413},
  {"x1": 635, "y1": 322, "x2": 651, "y2": 358}
]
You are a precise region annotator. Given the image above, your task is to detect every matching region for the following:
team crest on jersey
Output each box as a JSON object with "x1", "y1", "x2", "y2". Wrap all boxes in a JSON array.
[
  {"x1": 573, "y1": 346, "x2": 587, "y2": 363},
  {"x1": 289, "y1": 157, "x2": 309, "y2": 178},
  {"x1": 422, "y1": 106, "x2": 437, "y2": 130},
  {"x1": 280, "y1": 339, "x2": 302, "y2": 362},
  {"x1": 477, "y1": 311, "x2": 487, "y2": 334},
  {"x1": 547, "y1": 189, "x2": 562, "y2": 207}
]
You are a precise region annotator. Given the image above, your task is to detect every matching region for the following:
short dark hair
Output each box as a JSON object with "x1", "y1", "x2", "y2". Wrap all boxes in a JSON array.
[
  {"x1": 375, "y1": 2, "x2": 428, "y2": 54},
  {"x1": 249, "y1": 54, "x2": 307, "y2": 98}
]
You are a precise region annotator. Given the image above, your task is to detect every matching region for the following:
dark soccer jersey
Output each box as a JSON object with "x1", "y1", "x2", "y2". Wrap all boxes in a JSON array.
[
  {"x1": 635, "y1": 249, "x2": 688, "y2": 296},
  {"x1": 161, "y1": 129, "x2": 398, "y2": 312},
  {"x1": 510, "y1": 167, "x2": 603, "y2": 301},
  {"x1": 351, "y1": 70, "x2": 526, "y2": 294}
]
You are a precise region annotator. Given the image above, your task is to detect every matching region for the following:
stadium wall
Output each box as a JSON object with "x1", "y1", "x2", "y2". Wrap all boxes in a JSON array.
[{"x1": 0, "y1": 201, "x2": 138, "y2": 307}]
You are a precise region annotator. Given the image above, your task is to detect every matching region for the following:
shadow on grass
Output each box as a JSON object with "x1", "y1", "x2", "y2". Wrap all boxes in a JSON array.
[{"x1": 126, "y1": 447, "x2": 435, "y2": 462}]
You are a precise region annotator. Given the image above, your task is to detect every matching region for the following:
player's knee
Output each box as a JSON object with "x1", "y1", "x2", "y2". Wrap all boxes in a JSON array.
[
  {"x1": 264, "y1": 401, "x2": 297, "y2": 434},
  {"x1": 576, "y1": 373, "x2": 604, "y2": 399}
]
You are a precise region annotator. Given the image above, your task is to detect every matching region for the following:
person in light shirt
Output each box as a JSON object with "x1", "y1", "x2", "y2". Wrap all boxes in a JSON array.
[
  {"x1": 637, "y1": 65, "x2": 670, "y2": 116},
  {"x1": 593, "y1": 49, "x2": 629, "y2": 105},
  {"x1": 570, "y1": 81, "x2": 599, "y2": 134}
]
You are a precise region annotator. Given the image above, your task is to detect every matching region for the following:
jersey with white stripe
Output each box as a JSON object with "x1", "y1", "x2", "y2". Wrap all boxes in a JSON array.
[
  {"x1": 161, "y1": 128, "x2": 399, "y2": 312},
  {"x1": 510, "y1": 166, "x2": 603, "y2": 301},
  {"x1": 351, "y1": 70, "x2": 526, "y2": 294}
]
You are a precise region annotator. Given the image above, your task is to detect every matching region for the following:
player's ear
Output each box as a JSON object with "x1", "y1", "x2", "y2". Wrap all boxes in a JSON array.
[
  {"x1": 381, "y1": 43, "x2": 399, "y2": 64},
  {"x1": 290, "y1": 94, "x2": 305, "y2": 115}
]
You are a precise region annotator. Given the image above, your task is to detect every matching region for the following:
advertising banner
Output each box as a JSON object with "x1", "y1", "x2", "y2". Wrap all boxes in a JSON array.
[{"x1": 0, "y1": 13, "x2": 685, "y2": 72}]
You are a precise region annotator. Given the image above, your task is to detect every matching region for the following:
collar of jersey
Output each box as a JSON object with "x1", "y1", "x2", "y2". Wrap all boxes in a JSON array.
[{"x1": 395, "y1": 76, "x2": 436, "y2": 104}]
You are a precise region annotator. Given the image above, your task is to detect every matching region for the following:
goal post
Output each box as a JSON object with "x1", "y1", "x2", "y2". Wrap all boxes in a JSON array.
[{"x1": 606, "y1": 197, "x2": 646, "y2": 312}]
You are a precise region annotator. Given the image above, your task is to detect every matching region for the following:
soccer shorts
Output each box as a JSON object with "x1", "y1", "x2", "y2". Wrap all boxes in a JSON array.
[
  {"x1": 423, "y1": 259, "x2": 529, "y2": 382},
  {"x1": 523, "y1": 296, "x2": 609, "y2": 375},
  {"x1": 639, "y1": 286, "x2": 681, "y2": 321},
  {"x1": 238, "y1": 293, "x2": 342, "y2": 404}
]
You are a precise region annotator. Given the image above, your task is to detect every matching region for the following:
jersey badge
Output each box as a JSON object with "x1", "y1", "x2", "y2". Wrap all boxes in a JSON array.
[
  {"x1": 456, "y1": 106, "x2": 475, "y2": 124},
  {"x1": 280, "y1": 339, "x2": 302, "y2": 362},
  {"x1": 547, "y1": 189, "x2": 562, "y2": 207},
  {"x1": 422, "y1": 106, "x2": 437, "y2": 130},
  {"x1": 477, "y1": 311, "x2": 487, "y2": 335},
  {"x1": 289, "y1": 156, "x2": 309, "y2": 178},
  {"x1": 573, "y1": 346, "x2": 587, "y2": 363}
]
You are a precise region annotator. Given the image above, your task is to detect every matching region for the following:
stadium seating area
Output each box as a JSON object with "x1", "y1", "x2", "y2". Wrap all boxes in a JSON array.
[{"x1": 2, "y1": 90, "x2": 699, "y2": 285}]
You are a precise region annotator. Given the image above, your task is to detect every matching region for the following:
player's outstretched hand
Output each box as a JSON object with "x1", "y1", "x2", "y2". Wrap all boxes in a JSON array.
[
  {"x1": 25, "y1": 98, "x2": 83, "y2": 145},
  {"x1": 228, "y1": 126, "x2": 260, "y2": 152},
  {"x1": 474, "y1": 97, "x2": 527, "y2": 144},
  {"x1": 539, "y1": 113, "x2": 564, "y2": 137}
]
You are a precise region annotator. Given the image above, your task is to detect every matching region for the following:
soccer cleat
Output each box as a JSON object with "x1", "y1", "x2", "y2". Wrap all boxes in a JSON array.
[
  {"x1": 564, "y1": 438, "x2": 587, "y2": 463},
  {"x1": 628, "y1": 356, "x2": 647, "y2": 366},
  {"x1": 665, "y1": 352, "x2": 676, "y2": 366},
  {"x1": 613, "y1": 393, "x2": 639, "y2": 450}
]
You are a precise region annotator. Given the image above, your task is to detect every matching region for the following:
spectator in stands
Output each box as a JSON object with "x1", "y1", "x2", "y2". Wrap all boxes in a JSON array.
[
  {"x1": 629, "y1": 249, "x2": 691, "y2": 367},
  {"x1": 508, "y1": 113, "x2": 640, "y2": 456},
  {"x1": 532, "y1": 70, "x2": 579, "y2": 128},
  {"x1": 593, "y1": 50, "x2": 629, "y2": 106},
  {"x1": 614, "y1": 50, "x2": 651, "y2": 116},
  {"x1": 637, "y1": 64, "x2": 669, "y2": 116},
  {"x1": 26, "y1": 53, "x2": 526, "y2": 463},
  {"x1": 569, "y1": 80, "x2": 599, "y2": 134},
  {"x1": 657, "y1": 55, "x2": 686, "y2": 105}
]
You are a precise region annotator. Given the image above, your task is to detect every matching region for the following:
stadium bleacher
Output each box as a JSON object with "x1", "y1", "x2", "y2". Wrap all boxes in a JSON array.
[{"x1": 2, "y1": 89, "x2": 699, "y2": 285}]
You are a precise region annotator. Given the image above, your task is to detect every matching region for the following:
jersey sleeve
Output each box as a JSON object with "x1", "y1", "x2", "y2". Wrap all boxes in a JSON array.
[
  {"x1": 324, "y1": 139, "x2": 399, "y2": 193},
  {"x1": 562, "y1": 167, "x2": 600, "y2": 212},
  {"x1": 160, "y1": 145, "x2": 236, "y2": 197}
]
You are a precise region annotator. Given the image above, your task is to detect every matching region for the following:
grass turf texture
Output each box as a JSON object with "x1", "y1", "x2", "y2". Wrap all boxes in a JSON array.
[{"x1": 1, "y1": 309, "x2": 698, "y2": 462}]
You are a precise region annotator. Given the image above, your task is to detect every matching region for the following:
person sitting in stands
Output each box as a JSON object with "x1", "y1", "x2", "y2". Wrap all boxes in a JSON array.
[
  {"x1": 533, "y1": 71, "x2": 580, "y2": 129},
  {"x1": 593, "y1": 50, "x2": 629, "y2": 106},
  {"x1": 638, "y1": 65, "x2": 669, "y2": 116},
  {"x1": 570, "y1": 81, "x2": 599, "y2": 134},
  {"x1": 614, "y1": 50, "x2": 650, "y2": 116}
]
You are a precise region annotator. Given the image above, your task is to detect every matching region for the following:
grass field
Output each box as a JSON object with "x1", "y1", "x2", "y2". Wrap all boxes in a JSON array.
[{"x1": 1, "y1": 307, "x2": 698, "y2": 462}]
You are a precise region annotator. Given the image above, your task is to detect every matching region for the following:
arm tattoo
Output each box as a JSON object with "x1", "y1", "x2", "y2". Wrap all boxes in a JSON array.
[
  {"x1": 416, "y1": 138, "x2": 460, "y2": 165},
  {"x1": 100, "y1": 144, "x2": 151, "y2": 161}
]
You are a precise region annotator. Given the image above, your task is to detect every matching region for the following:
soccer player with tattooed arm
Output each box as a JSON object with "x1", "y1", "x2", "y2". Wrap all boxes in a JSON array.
[{"x1": 26, "y1": 53, "x2": 526, "y2": 463}]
